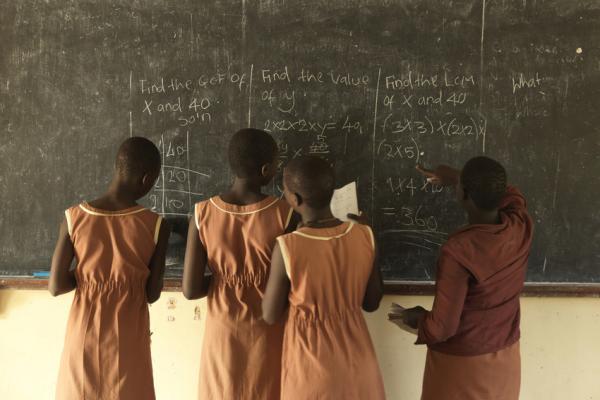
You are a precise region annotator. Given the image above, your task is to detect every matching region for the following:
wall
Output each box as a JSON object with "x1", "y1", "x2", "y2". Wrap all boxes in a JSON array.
[{"x1": 1, "y1": 290, "x2": 599, "y2": 399}]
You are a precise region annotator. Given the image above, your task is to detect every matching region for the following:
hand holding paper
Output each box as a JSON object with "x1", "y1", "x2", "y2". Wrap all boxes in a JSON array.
[{"x1": 330, "y1": 182, "x2": 359, "y2": 221}]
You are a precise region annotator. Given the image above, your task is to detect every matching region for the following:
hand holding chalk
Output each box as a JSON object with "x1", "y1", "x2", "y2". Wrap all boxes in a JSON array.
[{"x1": 416, "y1": 164, "x2": 460, "y2": 186}]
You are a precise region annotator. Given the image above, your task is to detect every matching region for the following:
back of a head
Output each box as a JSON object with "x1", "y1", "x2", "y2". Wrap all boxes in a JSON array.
[
  {"x1": 284, "y1": 156, "x2": 335, "y2": 209},
  {"x1": 460, "y1": 156, "x2": 507, "y2": 210},
  {"x1": 116, "y1": 136, "x2": 161, "y2": 179},
  {"x1": 228, "y1": 128, "x2": 277, "y2": 178}
]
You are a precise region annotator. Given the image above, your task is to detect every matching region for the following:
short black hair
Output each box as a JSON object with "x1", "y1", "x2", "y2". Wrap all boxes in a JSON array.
[
  {"x1": 228, "y1": 128, "x2": 277, "y2": 178},
  {"x1": 115, "y1": 136, "x2": 161, "y2": 178},
  {"x1": 460, "y1": 156, "x2": 507, "y2": 210},
  {"x1": 284, "y1": 156, "x2": 335, "y2": 209}
]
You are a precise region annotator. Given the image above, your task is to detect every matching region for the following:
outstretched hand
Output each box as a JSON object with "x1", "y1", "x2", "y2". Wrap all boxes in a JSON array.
[
  {"x1": 416, "y1": 164, "x2": 460, "y2": 187},
  {"x1": 387, "y1": 303, "x2": 423, "y2": 334},
  {"x1": 400, "y1": 305, "x2": 427, "y2": 329}
]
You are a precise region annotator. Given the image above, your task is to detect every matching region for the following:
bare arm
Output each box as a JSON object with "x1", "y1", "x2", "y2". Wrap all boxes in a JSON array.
[
  {"x1": 285, "y1": 211, "x2": 302, "y2": 234},
  {"x1": 49, "y1": 218, "x2": 76, "y2": 296},
  {"x1": 346, "y1": 217, "x2": 383, "y2": 312},
  {"x1": 363, "y1": 238, "x2": 383, "y2": 312},
  {"x1": 146, "y1": 220, "x2": 171, "y2": 304},
  {"x1": 182, "y1": 217, "x2": 209, "y2": 300},
  {"x1": 262, "y1": 242, "x2": 290, "y2": 324}
]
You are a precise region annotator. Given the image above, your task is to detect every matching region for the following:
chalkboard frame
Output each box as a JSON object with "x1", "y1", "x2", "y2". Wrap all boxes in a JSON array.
[
  {"x1": 1, "y1": 278, "x2": 599, "y2": 297},
  {"x1": 2, "y1": 0, "x2": 598, "y2": 284}
]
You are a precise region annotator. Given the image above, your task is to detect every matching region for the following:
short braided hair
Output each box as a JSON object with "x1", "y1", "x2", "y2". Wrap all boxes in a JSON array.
[
  {"x1": 116, "y1": 136, "x2": 161, "y2": 178},
  {"x1": 228, "y1": 128, "x2": 277, "y2": 178},
  {"x1": 284, "y1": 156, "x2": 335, "y2": 209}
]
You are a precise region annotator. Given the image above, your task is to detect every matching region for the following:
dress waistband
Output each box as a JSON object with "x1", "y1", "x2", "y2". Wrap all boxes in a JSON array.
[
  {"x1": 76, "y1": 280, "x2": 146, "y2": 293},
  {"x1": 287, "y1": 306, "x2": 364, "y2": 325},
  {"x1": 212, "y1": 272, "x2": 267, "y2": 287}
]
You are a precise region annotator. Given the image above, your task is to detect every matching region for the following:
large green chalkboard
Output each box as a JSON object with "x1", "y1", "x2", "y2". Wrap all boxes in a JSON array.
[{"x1": 1, "y1": 0, "x2": 599, "y2": 282}]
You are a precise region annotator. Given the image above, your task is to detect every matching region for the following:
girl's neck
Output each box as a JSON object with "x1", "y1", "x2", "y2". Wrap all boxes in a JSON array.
[
  {"x1": 301, "y1": 208, "x2": 339, "y2": 227},
  {"x1": 467, "y1": 209, "x2": 500, "y2": 225},
  {"x1": 221, "y1": 178, "x2": 267, "y2": 205},
  {"x1": 91, "y1": 179, "x2": 139, "y2": 210}
]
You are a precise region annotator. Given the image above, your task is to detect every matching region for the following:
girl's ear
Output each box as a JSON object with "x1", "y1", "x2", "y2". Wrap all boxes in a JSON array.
[
  {"x1": 462, "y1": 187, "x2": 469, "y2": 202},
  {"x1": 261, "y1": 162, "x2": 276, "y2": 178},
  {"x1": 291, "y1": 192, "x2": 303, "y2": 208},
  {"x1": 141, "y1": 172, "x2": 154, "y2": 189},
  {"x1": 455, "y1": 183, "x2": 469, "y2": 208},
  {"x1": 260, "y1": 164, "x2": 270, "y2": 178}
]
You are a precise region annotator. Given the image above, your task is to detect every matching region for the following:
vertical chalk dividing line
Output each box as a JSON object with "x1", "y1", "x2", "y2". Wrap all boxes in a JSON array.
[
  {"x1": 479, "y1": 0, "x2": 486, "y2": 115},
  {"x1": 479, "y1": 0, "x2": 487, "y2": 153},
  {"x1": 479, "y1": 112, "x2": 486, "y2": 154},
  {"x1": 248, "y1": 64, "x2": 254, "y2": 126},
  {"x1": 552, "y1": 151, "x2": 560, "y2": 209},
  {"x1": 129, "y1": 71, "x2": 133, "y2": 138},
  {"x1": 371, "y1": 67, "x2": 382, "y2": 224},
  {"x1": 542, "y1": 257, "x2": 548, "y2": 273},
  {"x1": 189, "y1": 13, "x2": 194, "y2": 57},
  {"x1": 186, "y1": 130, "x2": 192, "y2": 212},
  {"x1": 482, "y1": 121, "x2": 486, "y2": 154},
  {"x1": 241, "y1": 0, "x2": 248, "y2": 68},
  {"x1": 241, "y1": 0, "x2": 247, "y2": 50},
  {"x1": 161, "y1": 134, "x2": 166, "y2": 214}
]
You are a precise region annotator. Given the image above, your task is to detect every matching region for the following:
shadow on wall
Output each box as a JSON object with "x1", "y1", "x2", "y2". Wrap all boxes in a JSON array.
[{"x1": 0, "y1": 290, "x2": 22, "y2": 318}]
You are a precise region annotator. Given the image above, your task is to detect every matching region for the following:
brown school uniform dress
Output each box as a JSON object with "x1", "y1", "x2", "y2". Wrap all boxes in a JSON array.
[
  {"x1": 56, "y1": 203, "x2": 162, "y2": 400},
  {"x1": 194, "y1": 196, "x2": 292, "y2": 400},
  {"x1": 277, "y1": 222, "x2": 386, "y2": 400},
  {"x1": 417, "y1": 186, "x2": 533, "y2": 400}
]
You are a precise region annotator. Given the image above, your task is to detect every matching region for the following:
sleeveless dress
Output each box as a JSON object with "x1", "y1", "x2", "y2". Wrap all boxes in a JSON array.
[
  {"x1": 194, "y1": 196, "x2": 293, "y2": 400},
  {"x1": 277, "y1": 222, "x2": 386, "y2": 400},
  {"x1": 56, "y1": 202, "x2": 162, "y2": 400}
]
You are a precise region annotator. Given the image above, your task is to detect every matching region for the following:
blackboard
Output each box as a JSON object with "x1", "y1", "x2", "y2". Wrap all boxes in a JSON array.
[{"x1": 1, "y1": 0, "x2": 599, "y2": 283}]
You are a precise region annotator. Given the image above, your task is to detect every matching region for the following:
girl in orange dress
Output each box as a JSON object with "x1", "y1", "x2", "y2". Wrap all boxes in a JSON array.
[
  {"x1": 183, "y1": 129, "x2": 295, "y2": 400},
  {"x1": 263, "y1": 156, "x2": 386, "y2": 400},
  {"x1": 50, "y1": 137, "x2": 170, "y2": 400}
]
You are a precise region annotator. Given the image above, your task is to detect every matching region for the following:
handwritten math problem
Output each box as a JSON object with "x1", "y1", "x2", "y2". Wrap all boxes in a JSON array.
[
  {"x1": 131, "y1": 63, "x2": 490, "y2": 258},
  {"x1": 4, "y1": 0, "x2": 597, "y2": 283}
]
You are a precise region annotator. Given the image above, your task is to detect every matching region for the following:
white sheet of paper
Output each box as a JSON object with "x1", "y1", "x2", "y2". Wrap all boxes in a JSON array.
[{"x1": 330, "y1": 181, "x2": 359, "y2": 221}]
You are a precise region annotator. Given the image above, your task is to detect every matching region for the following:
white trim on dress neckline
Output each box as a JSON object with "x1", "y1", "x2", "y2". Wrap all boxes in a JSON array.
[
  {"x1": 292, "y1": 222, "x2": 356, "y2": 241},
  {"x1": 208, "y1": 197, "x2": 280, "y2": 215},
  {"x1": 78, "y1": 204, "x2": 147, "y2": 217}
]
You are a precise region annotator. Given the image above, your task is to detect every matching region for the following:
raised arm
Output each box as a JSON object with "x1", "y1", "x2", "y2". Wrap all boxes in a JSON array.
[
  {"x1": 262, "y1": 242, "x2": 290, "y2": 324},
  {"x1": 499, "y1": 185, "x2": 527, "y2": 211},
  {"x1": 182, "y1": 217, "x2": 209, "y2": 300},
  {"x1": 49, "y1": 218, "x2": 77, "y2": 296},
  {"x1": 146, "y1": 219, "x2": 171, "y2": 303},
  {"x1": 416, "y1": 164, "x2": 460, "y2": 186},
  {"x1": 285, "y1": 211, "x2": 302, "y2": 234}
]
